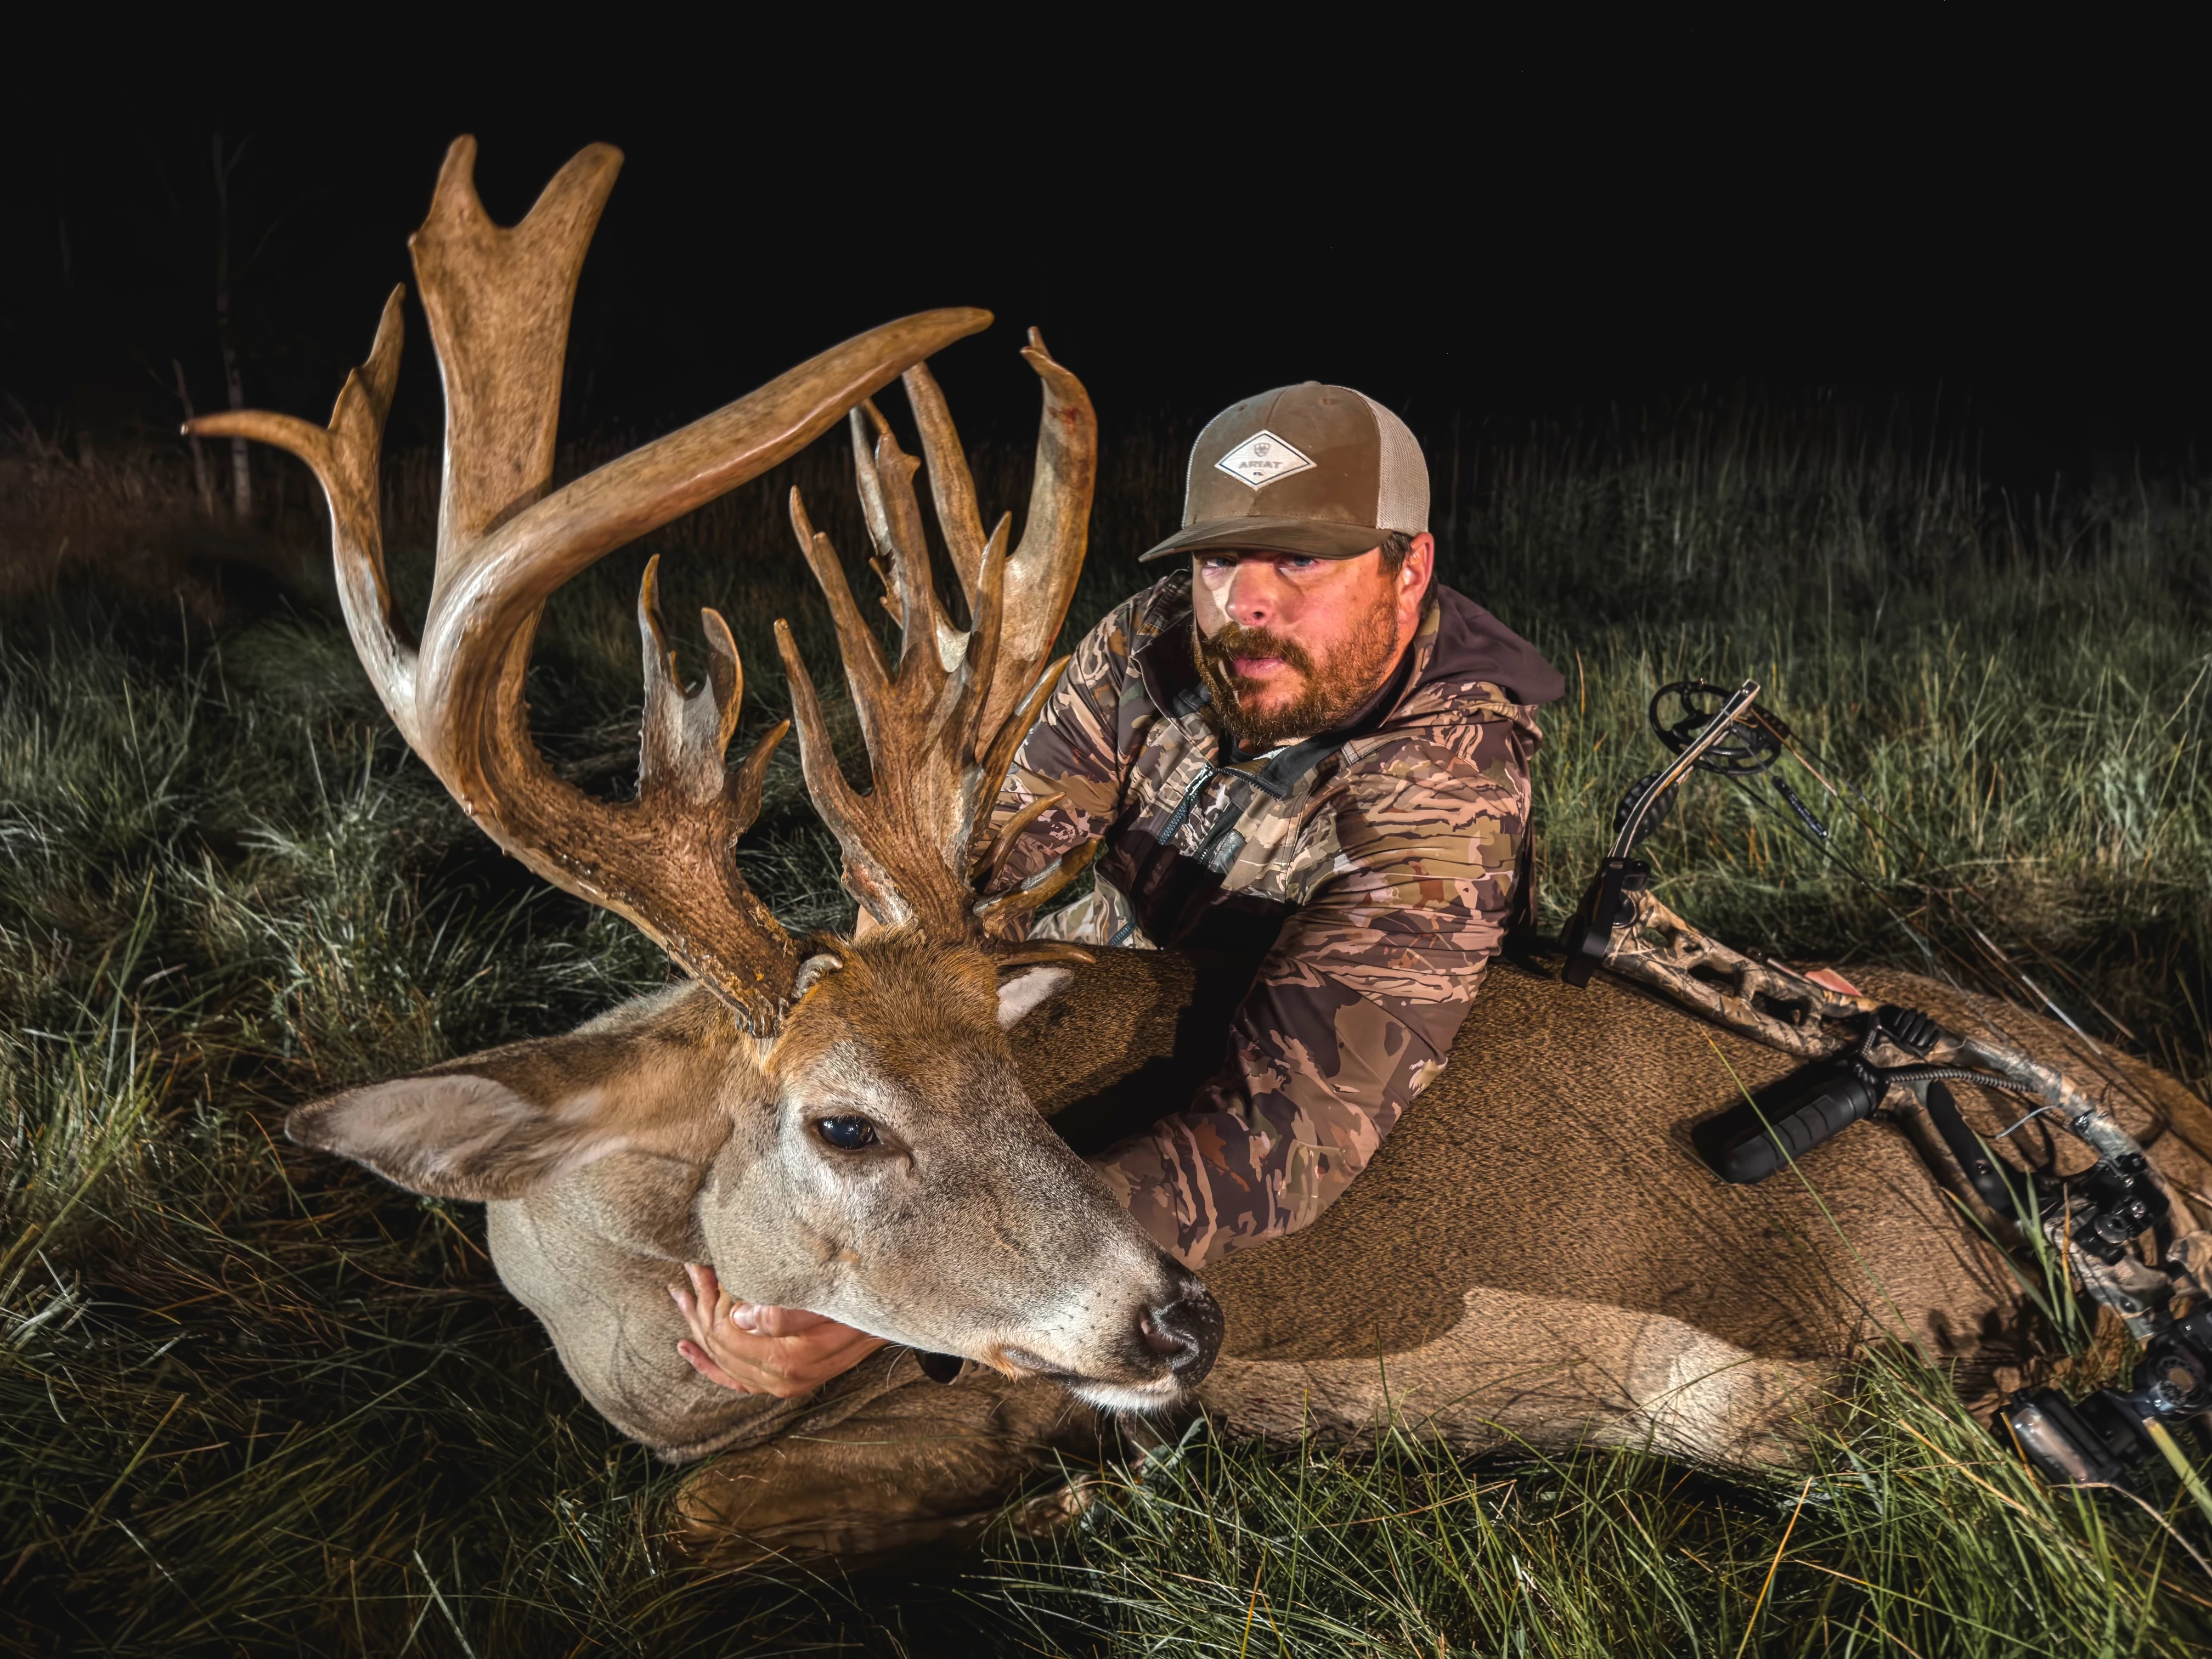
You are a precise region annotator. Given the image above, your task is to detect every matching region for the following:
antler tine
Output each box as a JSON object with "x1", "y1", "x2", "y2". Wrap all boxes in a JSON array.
[
  {"x1": 774, "y1": 415, "x2": 996, "y2": 936},
  {"x1": 774, "y1": 616, "x2": 914, "y2": 930},
  {"x1": 786, "y1": 487, "x2": 892, "y2": 759},
  {"x1": 639, "y1": 555, "x2": 751, "y2": 805},
  {"x1": 850, "y1": 400, "x2": 973, "y2": 674},
  {"x1": 628, "y1": 558, "x2": 799, "y2": 996},
  {"x1": 189, "y1": 286, "x2": 413, "y2": 742},
  {"x1": 194, "y1": 134, "x2": 993, "y2": 1030},
  {"x1": 965, "y1": 655, "x2": 1073, "y2": 879},
  {"x1": 414, "y1": 137, "x2": 619, "y2": 575},
  {"x1": 961, "y1": 513, "x2": 1012, "y2": 757},
  {"x1": 847, "y1": 404, "x2": 903, "y2": 630},
  {"x1": 902, "y1": 362, "x2": 990, "y2": 608},
  {"x1": 975, "y1": 790, "x2": 1064, "y2": 884},
  {"x1": 986, "y1": 329, "x2": 1097, "y2": 743},
  {"x1": 866, "y1": 420, "x2": 960, "y2": 686},
  {"x1": 974, "y1": 840, "x2": 1101, "y2": 939}
]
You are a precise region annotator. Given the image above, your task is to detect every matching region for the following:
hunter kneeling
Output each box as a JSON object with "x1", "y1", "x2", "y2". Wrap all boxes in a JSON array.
[{"x1": 672, "y1": 382, "x2": 1566, "y2": 1395}]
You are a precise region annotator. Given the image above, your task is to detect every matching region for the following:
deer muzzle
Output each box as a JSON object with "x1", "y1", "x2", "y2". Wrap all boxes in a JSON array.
[{"x1": 1000, "y1": 1254, "x2": 1222, "y2": 1413}]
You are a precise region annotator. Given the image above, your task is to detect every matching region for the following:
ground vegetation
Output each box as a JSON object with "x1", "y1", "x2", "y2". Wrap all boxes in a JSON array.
[{"x1": 3, "y1": 404, "x2": 2209, "y2": 1654}]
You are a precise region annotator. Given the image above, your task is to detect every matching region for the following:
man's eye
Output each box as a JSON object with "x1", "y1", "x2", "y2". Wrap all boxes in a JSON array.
[
  {"x1": 815, "y1": 1116, "x2": 879, "y2": 1150},
  {"x1": 1281, "y1": 556, "x2": 1319, "y2": 571}
]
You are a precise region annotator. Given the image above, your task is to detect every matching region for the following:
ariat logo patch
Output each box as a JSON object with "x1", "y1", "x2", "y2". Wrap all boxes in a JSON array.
[{"x1": 1215, "y1": 431, "x2": 1315, "y2": 489}]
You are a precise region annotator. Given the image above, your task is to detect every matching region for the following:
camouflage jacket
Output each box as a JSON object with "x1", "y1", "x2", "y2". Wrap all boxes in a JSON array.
[{"x1": 991, "y1": 570, "x2": 1563, "y2": 1266}]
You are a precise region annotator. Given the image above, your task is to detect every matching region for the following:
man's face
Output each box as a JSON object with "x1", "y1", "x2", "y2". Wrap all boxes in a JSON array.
[{"x1": 1190, "y1": 539, "x2": 1434, "y2": 748}]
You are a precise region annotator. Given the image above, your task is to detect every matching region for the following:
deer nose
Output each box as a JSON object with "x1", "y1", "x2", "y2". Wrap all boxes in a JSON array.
[{"x1": 1139, "y1": 1255, "x2": 1223, "y2": 1386}]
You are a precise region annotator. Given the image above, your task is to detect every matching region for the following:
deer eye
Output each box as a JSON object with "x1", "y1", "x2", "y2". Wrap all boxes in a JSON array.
[{"x1": 814, "y1": 1115, "x2": 878, "y2": 1150}]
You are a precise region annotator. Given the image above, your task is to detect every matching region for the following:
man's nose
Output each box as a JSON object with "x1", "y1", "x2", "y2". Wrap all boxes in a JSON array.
[{"x1": 1222, "y1": 561, "x2": 1279, "y2": 625}]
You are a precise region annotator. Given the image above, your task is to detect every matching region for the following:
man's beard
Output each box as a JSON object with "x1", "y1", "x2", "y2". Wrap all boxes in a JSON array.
[{"x1": 1193, "y1": 586, "x2": 1402, "y2": 749}]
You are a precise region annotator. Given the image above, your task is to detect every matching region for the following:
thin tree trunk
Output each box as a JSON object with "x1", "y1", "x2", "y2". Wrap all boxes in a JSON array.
[
  {"x1": 172, "y1": 358, "x2": 217, "y2": 517},
  {"x1": 212, "y1": 134, "x2": 252, "y2": 520}
]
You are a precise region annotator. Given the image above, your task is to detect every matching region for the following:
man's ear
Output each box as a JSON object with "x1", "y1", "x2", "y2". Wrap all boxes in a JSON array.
[
  {"x1": 1400, "y1": 532, "x2": 1436, "y2": 600},
  {"x1": 996, "y1": 965, "x2": 1074, "y2": 1030},
  {"x1": 287, "y1": 991, "x2": 740, "y2": 1201}
]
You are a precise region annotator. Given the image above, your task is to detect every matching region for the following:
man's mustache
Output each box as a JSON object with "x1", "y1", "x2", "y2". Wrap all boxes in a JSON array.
[{"x1": 1198, "y1": 623, "x2": 1315, "y2": 679}]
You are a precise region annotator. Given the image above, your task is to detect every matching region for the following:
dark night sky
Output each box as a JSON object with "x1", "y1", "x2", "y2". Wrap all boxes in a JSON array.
[{"x1": 5, "y1": 33, "x2": 2200, "y2": 489}]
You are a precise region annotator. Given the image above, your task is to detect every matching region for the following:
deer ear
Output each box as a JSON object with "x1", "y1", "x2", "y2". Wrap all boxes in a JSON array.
[
  {"x1": 287, "y1": 998, "x2": 736, "y2": 1201},
  {"x1": 996, "y1": 965, "x2": 1074, "y2": 1029},
  {"x1": 287, "y1": 1073, "x2": 636, "y2": 1200}
]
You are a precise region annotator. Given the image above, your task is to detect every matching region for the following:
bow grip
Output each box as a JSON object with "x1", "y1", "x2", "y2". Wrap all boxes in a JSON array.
[{"x1": 1720, "y1": 1065, "x2": 1886, "y2": 1183}]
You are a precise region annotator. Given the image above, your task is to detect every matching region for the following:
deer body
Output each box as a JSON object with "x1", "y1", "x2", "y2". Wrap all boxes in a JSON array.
[{"x1": 411, "y1": 944, "x2": 2212, "y2": 1480}]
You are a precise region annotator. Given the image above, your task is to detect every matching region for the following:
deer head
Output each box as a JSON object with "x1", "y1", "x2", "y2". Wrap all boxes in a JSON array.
[{"x1": 193, "y1": 138, "x2": 1217, "y2": 1414}]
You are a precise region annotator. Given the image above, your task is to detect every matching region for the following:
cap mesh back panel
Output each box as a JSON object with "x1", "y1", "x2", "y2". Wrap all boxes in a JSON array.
[{"x1": 1355, "y1": 391, "x2": 1430, "y2": 533}]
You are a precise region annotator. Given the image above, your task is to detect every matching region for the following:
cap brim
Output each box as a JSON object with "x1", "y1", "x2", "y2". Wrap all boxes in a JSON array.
[{"x1": 1137, "y1": 516, "x2": 1393, "y2": 562}]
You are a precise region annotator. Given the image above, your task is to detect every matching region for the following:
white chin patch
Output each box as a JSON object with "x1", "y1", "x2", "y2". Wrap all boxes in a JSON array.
[{"x1": 1068, "y1": 1375, "x2": 1189, "y2": 1415}]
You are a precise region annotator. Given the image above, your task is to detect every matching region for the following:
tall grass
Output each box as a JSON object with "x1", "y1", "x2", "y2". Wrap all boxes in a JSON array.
[
  {"x1": 994, "y1": 1352, "x2": 2209, "y2": 1657},
  {"x1": 2, "y1": 402, "x2": 2209, "y2": 1653}
]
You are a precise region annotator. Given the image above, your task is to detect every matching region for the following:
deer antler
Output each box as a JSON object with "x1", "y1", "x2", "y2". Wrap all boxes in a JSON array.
[
  {"x1": 188, "y1": 136, "x2": 991, "y2": 1030},
  {"x1": 775, "y1": 333, "x2": 1098, "y2": 943}
]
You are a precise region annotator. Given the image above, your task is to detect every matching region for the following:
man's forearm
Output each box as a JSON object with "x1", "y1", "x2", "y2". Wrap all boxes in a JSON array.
[
  {"x1": 1089, "y1": 984, "x2": 1448, "y2": 1267},
  {"x1": 1085, "y1": 850, "x2": 1511, "y2": 1267}
]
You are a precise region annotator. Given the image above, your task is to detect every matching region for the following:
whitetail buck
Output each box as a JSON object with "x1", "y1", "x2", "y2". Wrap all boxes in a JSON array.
[{"x1": 199, "y1": 140, "x2": 2212, "y2": 1568}]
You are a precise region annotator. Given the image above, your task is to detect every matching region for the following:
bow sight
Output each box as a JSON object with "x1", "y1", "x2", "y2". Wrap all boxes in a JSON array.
[{"x1": 1561, "y1": 678, "x2": 2212, "y2": 1496}]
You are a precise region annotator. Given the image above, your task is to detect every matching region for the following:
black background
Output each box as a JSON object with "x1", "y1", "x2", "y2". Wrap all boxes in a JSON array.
[{"x1": 4, "y1": 27, "x2": 2200, "y2": 489}]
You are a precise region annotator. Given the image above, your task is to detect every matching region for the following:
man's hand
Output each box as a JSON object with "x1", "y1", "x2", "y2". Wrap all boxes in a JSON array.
[{"x1": 668, "y1": 1262, "x2": 886, "y2": 1398}]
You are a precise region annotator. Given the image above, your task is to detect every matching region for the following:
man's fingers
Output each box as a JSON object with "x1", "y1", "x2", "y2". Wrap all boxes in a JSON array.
[
  {"x1": 706, "y1": 1265, "x2": 742, "y2": 1325},
  {"x1": 677, "y1": 1339, "x2": 751, "y2": 1392},
  {"x1": 676, "y1": 1325, "x2": 890, "y2": 1398},
  {"x1": 668, "y1": 1284, "x2": 702, "y2": 1339},
  {"x1": 738, "y1": 1304, "x2": 840, "y2": 1339},
  {"x1": 677, "y1": 1271, "x2": 841, "y2": 1344},
  {"x1": 671, "y1": 1277, "x2": 889, "y2": 1397},
  {"x1": 685, "y1": 1261, "x2": 737, "y2": 1322},
  {"x1": 669, "y1": 1283, "x2": 721, "y2": 1349}
]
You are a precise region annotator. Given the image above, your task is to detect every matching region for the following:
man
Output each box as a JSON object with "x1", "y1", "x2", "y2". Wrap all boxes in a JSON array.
[{"x1": 672, "y1": 382, "x2": 1565, "y2": 1396}]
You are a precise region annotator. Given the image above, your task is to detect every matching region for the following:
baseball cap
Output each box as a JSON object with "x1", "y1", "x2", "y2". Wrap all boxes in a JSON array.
[{"x1": 1138, "y1": 382, "x2": 1429, "y2": 562}]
